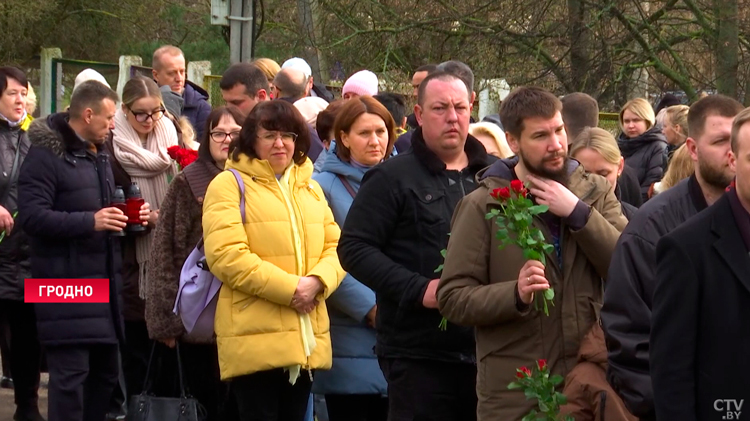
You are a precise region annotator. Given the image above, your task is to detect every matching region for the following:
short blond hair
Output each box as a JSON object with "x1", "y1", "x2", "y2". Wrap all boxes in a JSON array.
[
  {"x1": 661, "y1": 144, "x2": 694, "y2": 190},
  {"x1": 665, "y1": 104, "x2": 689, "y2": 136},
  {"x1": 619, "y1": 98, "x2": 655, "y2": 132},
  {"x1": 570, "y1": 127, "x2": 622, "y2": 166},
  {"x1": 153, "y1": 45, "x2": 184, "y2": 70},
  {"x1": 25, "y1": 84, "x2": 37, "y2": 115},
  {"x1": 469, "y1": 122, "x2": 513, "y2": 158},
  {"x1": 731, "y1": 106, "x2": 750, "y2": 153},
  {"x1": 252, "y1": 58, "x2": 281, "y2": 83}
]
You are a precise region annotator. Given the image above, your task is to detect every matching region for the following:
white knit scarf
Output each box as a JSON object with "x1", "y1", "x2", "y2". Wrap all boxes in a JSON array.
[{"x1": 111, "y1": 108, "x2": 178, "y2": 298}]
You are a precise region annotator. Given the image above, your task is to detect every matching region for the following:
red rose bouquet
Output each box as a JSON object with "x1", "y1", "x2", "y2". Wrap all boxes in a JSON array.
[
  {"x1": 509, "y1": 359, "x2": 572, "y2": 421},
  {"x1": 167, "y1": 145, "x2": 198, "y2": 171},
  {"x1": 488, "y1": 179, "x2": 555, "y2": 315}
]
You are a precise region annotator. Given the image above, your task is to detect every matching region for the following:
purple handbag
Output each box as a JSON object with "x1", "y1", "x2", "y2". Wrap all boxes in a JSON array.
[{"x1": 172, "y1": 169, "x2": 246, "y2": 341}]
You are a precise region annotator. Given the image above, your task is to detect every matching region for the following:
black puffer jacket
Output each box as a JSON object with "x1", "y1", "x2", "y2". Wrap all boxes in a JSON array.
[
  {"x1": 600, "y1": 175, "x2": 707, "y2": 420},
  {"x1": 18, "y1": 113, "x2": 124, "y2": 346},
  {"x1": 338, "y1": 128, "x2": 495, "y2": 364},
  {"x1": 617, "y1": 127, "x2": 668, "y2": 202},
  {"x1": 0, "y1": 120, "x2": 31, "y2": 301}
]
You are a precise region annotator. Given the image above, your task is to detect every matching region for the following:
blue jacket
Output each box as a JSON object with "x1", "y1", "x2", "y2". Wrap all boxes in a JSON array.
[
  {"x1": 311, "y1": 147, "x2": 387, "y2": 396},
  {"x1": 182, "y1": 81, "x2": 211, "y2": 141}
]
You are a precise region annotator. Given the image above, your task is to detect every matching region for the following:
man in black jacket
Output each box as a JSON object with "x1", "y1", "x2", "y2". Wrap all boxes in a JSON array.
[
  {"x1": 600, "y1": 94, "x2": 743, "y2": 421},
  {"x1": 650, "y1": 106, "x2": 750, "y2": 421},
  {"x1": 338, "y1": 71, "x2": 494, "y2": 421},
  {"x1": 18, "y1": 81, "x2": 151, "y2": 421}
]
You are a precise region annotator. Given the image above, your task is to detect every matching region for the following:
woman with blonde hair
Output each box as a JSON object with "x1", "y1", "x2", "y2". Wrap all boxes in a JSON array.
[
  {"x1": 662, "y1": 104, "x2": 689, "y2": 158},
  {"x1": 105, "y1": 75, "x2": 179, "y2": 398},
  {"x1": 252, "y1": 58, "x2": 281, "y2": 98},
  {"x1": 572, "y1": 127, "x2": 639, "y2": 219},
  {"x1": 649, "y1": 143, "x2": 694, "y2": 198},
  {"x1": 468, "y1": 122, "x2": 513, "y2": 158},
  {"x1": 617, "y1": 97, "x2": 668, "y2": 202}
]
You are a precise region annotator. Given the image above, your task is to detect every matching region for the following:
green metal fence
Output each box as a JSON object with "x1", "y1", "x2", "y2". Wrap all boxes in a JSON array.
[
  {"x1": 50, "y1": 58, "x2": 119, "y2": 112},
  {"x1": 598, "y1": 112, "x2": 621, "y2": 136}
]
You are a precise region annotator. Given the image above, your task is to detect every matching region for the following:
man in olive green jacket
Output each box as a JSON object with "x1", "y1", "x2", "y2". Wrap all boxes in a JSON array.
[{"x1": 437, "y1": 86, "x2": 627, "y2": 421}]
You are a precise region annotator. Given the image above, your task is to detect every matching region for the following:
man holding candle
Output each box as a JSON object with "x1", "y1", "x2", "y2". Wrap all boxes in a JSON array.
[{"x1": 17, "y1": 80, "x2": 151, "y2": 421}]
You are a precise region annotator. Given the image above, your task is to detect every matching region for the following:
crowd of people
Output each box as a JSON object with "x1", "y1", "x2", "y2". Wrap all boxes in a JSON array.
[{"x1": 0, "y1": 44, "x2": 748, "y2": 421}]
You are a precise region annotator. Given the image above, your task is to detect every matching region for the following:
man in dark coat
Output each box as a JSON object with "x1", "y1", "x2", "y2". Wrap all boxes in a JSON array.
[
  {"x1": 651, "y1": 106, "x2": 750, "y2": 421},
  {"x1": 600, "y1": 94, "x2": 743, "y2": 421},
  {"x1": 152, "y1": 45, "x2": 212, "y2": 140},
  {"x1": 0, "y1": 67, "x2": 43, "y2": 421},
  {"x1": 18, "y1": 81, "x2": 151, "y2": 421},
  {"x1": 338, "y1": 71, "x2": 495, "y2": 421}
]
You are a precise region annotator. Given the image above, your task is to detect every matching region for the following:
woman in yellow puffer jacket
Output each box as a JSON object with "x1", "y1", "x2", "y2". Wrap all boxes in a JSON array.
[{"x1": 202, "y1": 100, "x2": 345, "y2": 421}]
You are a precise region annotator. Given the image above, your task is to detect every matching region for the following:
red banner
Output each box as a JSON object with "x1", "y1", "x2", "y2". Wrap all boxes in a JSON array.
[{"x1": 24, "y1": 279, "x2": 110, "y2": 303}]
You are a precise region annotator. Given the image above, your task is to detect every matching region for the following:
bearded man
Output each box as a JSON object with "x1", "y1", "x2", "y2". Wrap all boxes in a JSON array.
[{"x1": 437, "y1": 86, "x2": 628, "y2": 420}]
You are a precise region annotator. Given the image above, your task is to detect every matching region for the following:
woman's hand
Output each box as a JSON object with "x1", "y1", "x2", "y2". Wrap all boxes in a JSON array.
[{"x1": 291, "y1": 276, "x2": 324, "y2": 313}]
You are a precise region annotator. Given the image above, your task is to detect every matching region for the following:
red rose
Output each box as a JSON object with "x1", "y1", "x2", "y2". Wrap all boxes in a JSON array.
[
  {"x1": 516, "y1": 371, "x2": 525, "y2": 379},
  {"x1": 167, "y1": 145, "x2": 180, "y2": 160},
  {"x1": 537, "y1": 359, "x2": 547, "y2": 371},
  {"x1": 520, "y1": 366, "x2": 531, "y2": 377},
  {"x1": 510, "y1": 179, "x2": 525, "y2": 194},
  {"x1": 491, "y1": 187, "x2": 511, "y2": 201}
]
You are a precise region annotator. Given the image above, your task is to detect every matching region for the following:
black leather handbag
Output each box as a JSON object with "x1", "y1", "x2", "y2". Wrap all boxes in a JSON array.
[{"x1": 126, "y1": 342, "x2": 207, "y2": 421}]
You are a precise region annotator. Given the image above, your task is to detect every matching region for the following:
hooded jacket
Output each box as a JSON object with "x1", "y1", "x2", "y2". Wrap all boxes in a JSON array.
[
  {"x1": 182, "y1": 81, "x2": 211, "y2": 141},
  {"x1": 311, "y1": 146, "x2": 387, "y2": 396},
  {"x1": 601, "y1": 175, "x2": 707, "y2": 420},
  {"x1": 337, "y1": 129, "x2": 495, "y2": 364},
  {"x1": 0, "y1": 120, "x2": 31, "y2": 301},
  {"x1": 18, "y1": 113, "x2": 124, "y2": 346},
  {"x1": 437, "y1": 156, "x2": 628, "y2": 420},
  {"x1": 617, "y1": 127, "x2": 668, "y2": 201}
]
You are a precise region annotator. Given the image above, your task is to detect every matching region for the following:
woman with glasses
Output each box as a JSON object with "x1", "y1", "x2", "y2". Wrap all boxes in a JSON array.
[
  {"x1": 202, "y1": 100, "x2": 345, "y2": 421},
  {"x1": 107, "y1": 75, "x2": 179, "y2": 401},
  {"x1": 145, "y1": 106, "x2": 244, "y2": 420}
]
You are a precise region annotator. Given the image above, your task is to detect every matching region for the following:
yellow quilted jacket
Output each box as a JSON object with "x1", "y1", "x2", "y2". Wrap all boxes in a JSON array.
[{"x1": 202, "y1": 154, "x2": 345, "y2": 380}]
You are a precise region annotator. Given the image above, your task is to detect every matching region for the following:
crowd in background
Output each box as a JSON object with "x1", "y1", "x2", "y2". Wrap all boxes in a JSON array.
[{"x1": 0, "y1": 45, "x2": 748, "y2": 421}]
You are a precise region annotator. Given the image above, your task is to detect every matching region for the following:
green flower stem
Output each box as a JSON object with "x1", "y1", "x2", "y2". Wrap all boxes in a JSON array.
[{"x1": 0, "y1": 211, "x2": 19, "y2": 244}]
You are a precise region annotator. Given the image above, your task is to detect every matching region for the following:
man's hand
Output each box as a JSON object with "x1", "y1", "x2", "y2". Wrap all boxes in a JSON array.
[
  {"x1": 366, "y1": 305, "x2": 377, "y2": 328},
  {"x1": 422, "y1": 279, "x2": 440, "y2": 309},
  {"x1": 159, "y1": 337, "x2": 176, "y2": 348},
  {"x1": 94, "y1": 207, "x2": 128, "y2": 232},
  {"x1": 291, "y1": 276, "x2": 324, "y2": 313},
  {"x1": 517, "y1": 260, "x2": 550, "y2": 305},
  {"x1": 140, "y1": 202, "x2": 154, "y2": 226},
  {"x1": 527, "y1": 174, "x2": 580, "y2": 218},
  {"x1": 0, "y1": 205, "x2": 14, "y2": 236}
]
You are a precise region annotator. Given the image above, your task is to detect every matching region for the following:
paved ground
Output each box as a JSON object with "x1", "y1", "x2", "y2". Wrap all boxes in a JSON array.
[{"x1": 0, "y1": 374, "x2": 48, "y2": 421}]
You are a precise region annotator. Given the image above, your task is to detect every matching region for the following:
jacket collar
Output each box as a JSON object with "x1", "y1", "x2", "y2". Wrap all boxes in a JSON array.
[
  {"x1": 688, "y1": 173, "x2": 709, "y2": 213},
  {"x1": 410, "y1": 127, "x2": 490, "y2": 174},
  {"x1": 27, "y1": 112, "x2": 101, "y2": 159},
  {"x1": 710, "y1": 193, "x2": 750, "y2": 294},
  {"x1": 226, "y1": 153, "x2": 314, "y2": 187},
  {"x1": 318, "y1": 143, "x2": 367, "y2": 183}
]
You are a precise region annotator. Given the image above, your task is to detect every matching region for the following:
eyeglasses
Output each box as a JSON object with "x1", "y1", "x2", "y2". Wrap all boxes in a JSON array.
[
  {"x1": 128, "y1": 107, "x2": 165, "y2": 123},
  {"x1": 210, "y1": 131, "x2": 241, "y2": 143},
  {"x1": 258, "y1": 131, "x2": 298, "y2": 144}
]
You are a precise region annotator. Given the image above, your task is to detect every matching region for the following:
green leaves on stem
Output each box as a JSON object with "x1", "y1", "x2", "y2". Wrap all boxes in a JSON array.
[
  {"x1": 509, "y1": 360, "x2": 573, "y2": 421},
  {"x1": 489, "y1": 183, "x2": 556, "y2": 316}
]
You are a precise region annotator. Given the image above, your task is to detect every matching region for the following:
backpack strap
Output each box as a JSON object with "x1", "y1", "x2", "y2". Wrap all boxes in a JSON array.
[
  {"x1": 196, "y1": 168, "x2": 246, "y2": 250},
  {"x1": 336, "y1": 174, "x2": 357, "y2": 199},
  {"x1": 227, "y1": 169, "x2": 246, "y2": 223}
]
